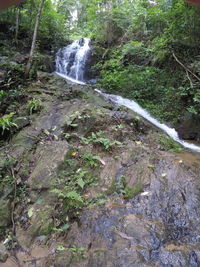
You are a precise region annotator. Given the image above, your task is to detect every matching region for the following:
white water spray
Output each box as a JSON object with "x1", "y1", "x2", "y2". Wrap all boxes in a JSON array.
[
  {"x1": 95, "y1": 89, "x2": 200, "y2": 153},
  {"x1": 55, "y1": 38, "x2": 91, "y2": 84},
  {"x1": 55, "y1": 38, "x2": 200, "y2": 153}
]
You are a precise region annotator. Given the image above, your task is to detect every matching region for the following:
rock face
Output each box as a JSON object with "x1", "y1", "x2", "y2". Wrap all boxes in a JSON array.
[
  {"x1": 0, "y1": 200, "x2": 11, "y2": 227},
  {"x1": 1, "y1": 73, "x2": 200, "y2": 266},
  {"x1": 176, "y1": 114, "x2": 200, "y2": 140}
]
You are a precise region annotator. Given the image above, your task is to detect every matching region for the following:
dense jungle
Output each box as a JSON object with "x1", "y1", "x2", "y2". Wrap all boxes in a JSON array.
[{"x1": 1, "y1": 0, "x2": 200, "y2": 266}]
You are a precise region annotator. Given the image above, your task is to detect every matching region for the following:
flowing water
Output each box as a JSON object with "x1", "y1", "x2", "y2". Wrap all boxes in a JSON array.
[
  {"x1": 95, "y1": 89, "x2": 200, "y2": 153},
  {"x1": 55, "y1": 38, "x2": 91, "y2": 84},
  {"x1": 3, "y1": 40, "x2": 200, "y2": 266},
  {"x1": 55, "y1": 38, "x2": 200, "y2": 153}
]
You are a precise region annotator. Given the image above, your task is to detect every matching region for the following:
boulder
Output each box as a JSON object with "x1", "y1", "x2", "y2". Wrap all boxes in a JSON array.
[
  {"x1": 176, "y1": 114, "x2": 200, "y2": 140},
  {"x1": 0, "y1": 243, "x2": 8, "y2": 263}
]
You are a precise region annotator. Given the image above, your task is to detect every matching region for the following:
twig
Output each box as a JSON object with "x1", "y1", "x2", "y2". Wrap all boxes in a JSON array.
[
  {"x1": 10, "y1": 166, "x2": 22, "y2": 267},
  {"x1": 10, "y1": 167, "x2": 17, "y2": 235},
  {"x1": 172, "y1": 52, "x2": 200, "y2": 82},
  {"x1": 112, "y1": 229, "x2": 133, "y2": 240},
  {"x1": 186, "y1": 70, "x2": 193, "y2": 88}
]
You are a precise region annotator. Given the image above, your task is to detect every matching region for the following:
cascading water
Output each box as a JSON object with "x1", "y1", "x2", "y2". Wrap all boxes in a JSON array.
[
  {"x1": 55, "y1": 38, "x2": 91, "y2": 85},
  {"x1": 55, "y1": 37, "x2": 200, "y2": 153},
  {"x1": 95, "y1": 89, "x2": 200, "y2": 153}
]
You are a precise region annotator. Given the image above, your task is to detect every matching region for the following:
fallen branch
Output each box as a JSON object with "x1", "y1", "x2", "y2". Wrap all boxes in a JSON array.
[
  {"x1": 112, "y1": 229, "x2": 133, "y2": 240},
  {"x1": 172, "y1": 52, "x2": 200, "y2": 82},
  {"x1": 186, "y1": 70, "x2": 193, "y2": 88},
  {"x1": 10, "y1": 167, "x2": 17, "y2": 235}
]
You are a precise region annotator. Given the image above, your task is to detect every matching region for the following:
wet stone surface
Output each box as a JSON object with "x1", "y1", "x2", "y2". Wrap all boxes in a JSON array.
[{"x1": 1, "y1": 73, "x2": 200, "y2": 267}]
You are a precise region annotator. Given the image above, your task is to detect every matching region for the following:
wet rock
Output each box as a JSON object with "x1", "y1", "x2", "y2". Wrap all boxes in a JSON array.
[
  {"x1": 46, "y1": 250, "x2": 72, "y2": 267},
  {"x1": 10, "y1": 127, "x2": 40, "y2": 158},
  {"x1": 15, "y1": 117, "x2": 30, "y2": 130},
  {"x1": 159, "y1": 248, "x2": 188, "y2": 266},
  {"x1": 35, "y1": 54, "x2": 54, "y2": 73},
  {"x1": 0, "y1": 199, "x2": 11, "y2": 227},
  {"x1": 0, "y1": 243, "x2": 8, "y2": 263},
  {"x1": 176, "y1": 114, "x2": 200, "y2": 140},
  {"x1": 14, "y1": 53, "x2": 29, "y2": 64},
  {"x1": 88, "y1": 251, "x2": 107, "y2": 267},
  {"x1": 1, "y1": 72, "x2": 200, "y2": 267},
  {"x1": 28, "y1": 140, "x2": 68, "y2": 189},
  {"x1": 28, "y1": 206, "x2": 54, "y2": 236},
  {"x1": 16, "y1": 205, "x2": 54, "y2": 248},
  {"x1": 123, "y1": 214, "x2": 149, "y2": 239}
]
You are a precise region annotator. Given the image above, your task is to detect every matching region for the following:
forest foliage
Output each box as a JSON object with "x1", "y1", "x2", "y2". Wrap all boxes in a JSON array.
[{"x1": 1, "y1": 0, "x2": 200, "y2": 122}]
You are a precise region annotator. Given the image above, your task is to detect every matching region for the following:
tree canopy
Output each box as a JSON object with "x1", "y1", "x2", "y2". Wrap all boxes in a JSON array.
[{"x1": 1, "y1": 0, "x2": 200, "y2": 121}]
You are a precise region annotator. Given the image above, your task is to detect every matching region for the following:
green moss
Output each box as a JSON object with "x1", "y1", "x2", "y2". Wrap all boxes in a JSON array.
[
  {"x1": 30, "y1": 207, "x2": 54, "y2": 236},
  {"x1": 159, "y1": 134, "x2": 183, "y2": 152},
  {"x1": 123, "y1": 184, "x2": 143, "y2": 199},
  {"x1": 107, "y1": 179, "x2": 117, "y2": 194},
  {"x1": 0, "y1": 200, "x2": 11, "y2": 227},
  {"x1": 51, "y1": 147, "x2": 100, "y2": 218}
]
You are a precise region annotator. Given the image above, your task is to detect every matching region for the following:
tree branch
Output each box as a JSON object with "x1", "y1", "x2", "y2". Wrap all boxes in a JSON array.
[{"x1": 172, "y1": 52, "x2": 200, "y2": 83}]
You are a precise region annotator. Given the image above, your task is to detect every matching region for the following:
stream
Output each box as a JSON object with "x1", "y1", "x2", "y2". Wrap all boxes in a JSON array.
[{"x1": 55, "y1": 38, "x2": 200, "y2": 154}]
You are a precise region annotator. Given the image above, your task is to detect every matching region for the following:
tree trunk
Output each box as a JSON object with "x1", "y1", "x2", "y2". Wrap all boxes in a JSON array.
[
  {"x1": 25, "y1": 0, "x2": 45, "y2": 77},
  {"x1": 15, "y1": 6, "x2": 20, "y2": 44}
]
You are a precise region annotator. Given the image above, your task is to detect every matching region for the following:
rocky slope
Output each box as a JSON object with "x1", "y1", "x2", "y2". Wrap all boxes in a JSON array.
[{"x1": 0, "y1": 72, "x2": 200, "y2": 267}]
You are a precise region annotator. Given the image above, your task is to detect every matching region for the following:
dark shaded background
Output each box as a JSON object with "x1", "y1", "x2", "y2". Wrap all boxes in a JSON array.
[{"x1": 0, "y1": 0, "x2": 25, "y2": 10}]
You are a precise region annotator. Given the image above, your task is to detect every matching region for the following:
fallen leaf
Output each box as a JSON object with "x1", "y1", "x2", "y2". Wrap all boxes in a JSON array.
[
  {"x1": 98, "y1": 158, "x2": 106, "y2": 165},
  {"x1": 141, "y1": 191, "x2": 149, "y2": 196},
  {"x1": 28, "y1": 207, "x2": 34, "y2": 218},
  {"x1": 135, "y1": 141, "x2": 142, "y2": 145},
  {"x1": 77, "y1": 178, "x2": 85, "y2": 189},
  {"x1": 53, "y1": 134, "x2": 58, "y2": 140}
]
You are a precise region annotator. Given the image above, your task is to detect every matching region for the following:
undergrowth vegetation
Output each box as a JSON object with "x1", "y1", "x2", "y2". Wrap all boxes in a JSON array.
[
  {"x1": 86, "y1": 0, "x2": 200, "y2": 124},
  {"x1": 50, "y1": 147, "x2": 101, "y2": 218},
  {"x1": 81, "y1": 131, "x2": 123, "y2": 150},
  {"x1": 27, "y1": 98, "x2": 43, "y2": 115}
]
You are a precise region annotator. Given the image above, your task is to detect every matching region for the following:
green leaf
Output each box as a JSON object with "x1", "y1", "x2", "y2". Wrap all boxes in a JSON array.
[
  {"x1": 62, "y1": 224, "x2": 70, "y2": 231},
  {"x1": 57, "y1": 245, "x2": 65, "y2": 251},
  {"x1": 69, "y1": 123, "x2": 78, "y2": 127},
  {"x1": 44, "y1": 129, "x2": 50, "y2": 135},
  {"x1": 66, "y1": 191, "x2": 83, "y2": 202},
  {"x1": 53, "y1": 224, "x2": 69, "y2": 232},
  {"x1": 77, "y1": 178, "x2": 85, "y2": 189}
]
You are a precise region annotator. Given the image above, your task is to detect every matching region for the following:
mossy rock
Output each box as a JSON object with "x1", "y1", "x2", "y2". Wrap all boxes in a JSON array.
[
  {"x1": 46, "y1": 250, "x2": 72, "y2": 266},
  {"x1": 123, "y1": 184, "x2": 143, "y2": 199},
  {"x1": 33, "y1": 54, "x2": 54, "y2": 73},
  {"x1": 28, "y1": 206, "x2": 54, "y2": 237},
  {"x1": 0, "y1": 199, "x2": 11, "y2": 227},
  {"x1": 159, "y1": 134, "x2": 183, "y2": 152},
  {"x1": 0, "y1": 243, "x2": 8, "y2": 263}
]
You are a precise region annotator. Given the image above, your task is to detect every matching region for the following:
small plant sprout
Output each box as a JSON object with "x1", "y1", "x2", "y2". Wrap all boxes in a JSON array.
[
  {"x1": 0, "y1": 112, "x2": 18, "y2": 134},
  {"x1": 81, "y1": 152, "x2": 101, "y2": 167},
  {"x1": 27, "y1": 98, "x2": 43, "y2": 115},
  {"x1": 81, "y1": 131, "x2": 123, "y2": 150}
]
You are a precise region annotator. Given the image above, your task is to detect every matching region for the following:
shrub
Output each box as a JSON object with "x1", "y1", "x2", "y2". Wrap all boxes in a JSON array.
[
  {"x1": 0, "y1": 112, "x2": 18, "y2": 135},
  {"x1": 27, "y1": 98, "x2": 43, "y2": 115}
]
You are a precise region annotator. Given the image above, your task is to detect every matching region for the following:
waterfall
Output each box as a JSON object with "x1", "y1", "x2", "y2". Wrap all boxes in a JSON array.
[
  {"x1": 55, "y1": 38, "x2": 91, "y2": 85},
  {"x1": 95, "y1": 89, "x2": 200, "y2": 153},
  {"x1": 55, "y1": 37, "x2": 200, "y2": 153}
]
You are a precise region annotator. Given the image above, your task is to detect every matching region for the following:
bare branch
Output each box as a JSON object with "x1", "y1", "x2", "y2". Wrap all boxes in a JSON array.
[{"x1": 172, "y1": 52, "x2": 200, "y2": 82}]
